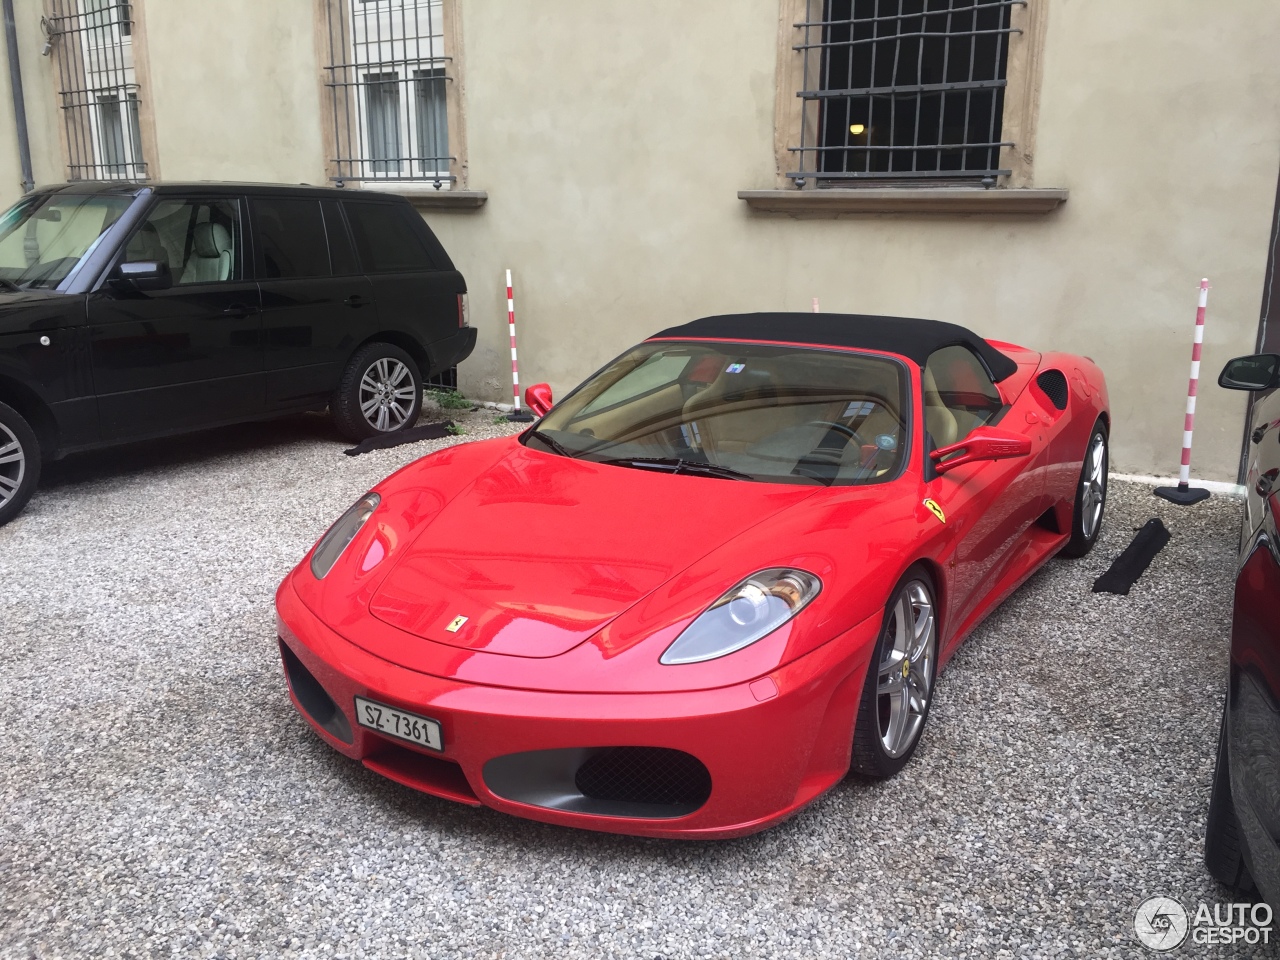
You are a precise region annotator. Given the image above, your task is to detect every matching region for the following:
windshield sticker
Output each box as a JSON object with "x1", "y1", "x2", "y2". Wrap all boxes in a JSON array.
[
  {"x1": 843, "y1": 400, "x2": 875, "y2": 418},
  {"x1": 725, "y1": 363, "x2": 746, "y2": 374}
]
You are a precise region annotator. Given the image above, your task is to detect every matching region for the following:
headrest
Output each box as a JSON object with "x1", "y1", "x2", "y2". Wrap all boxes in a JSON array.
[{"x1": 192, "y1": 222, "x2": 231, "y2": 258}]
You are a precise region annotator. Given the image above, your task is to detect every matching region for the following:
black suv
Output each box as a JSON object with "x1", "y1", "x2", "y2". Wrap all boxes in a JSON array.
[{"x1": 0, "y1": 182, "x2": 474, "y2": 525}]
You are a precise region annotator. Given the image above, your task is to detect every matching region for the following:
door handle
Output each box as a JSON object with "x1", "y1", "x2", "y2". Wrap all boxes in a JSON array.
[
  {"x1": 1252, "y1": 424, "x2": 1268, "y2": 444},
  {"x1": 222, "y1": 303, "x2": 255, "y2": 319},
  {"x1": 345, "y1": 295, "x2": 369, "y2": 308}
]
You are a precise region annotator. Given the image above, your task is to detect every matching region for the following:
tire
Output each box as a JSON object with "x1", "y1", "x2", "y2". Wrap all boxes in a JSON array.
[
  {"x1": 851, "y1": 566, "x2": 939, "y2": 778},
  {"x1": 1205, "y1": 697, "x2": 1257, "y2": 893},
  {"x1": 0, "y1": 400, "x2": 41, "y2": 527},
  {"x1": 1060, "y1": 420, "x2": 1108, "y2": 558},
  {"x1": 331, "y1": 342, "x2": 423, "y2": 442}
]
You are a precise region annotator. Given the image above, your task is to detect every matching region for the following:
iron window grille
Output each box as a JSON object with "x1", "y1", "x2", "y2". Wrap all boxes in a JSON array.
[
  {"x1": 44, "y1": 0, "x2": 147, "y2": 181},
  {"x1": 323, "y1": 0, "x2": 453, "y2": 187},
  {"x1": 790, "y1": 0, "x2": 1021, "y2": 188}
]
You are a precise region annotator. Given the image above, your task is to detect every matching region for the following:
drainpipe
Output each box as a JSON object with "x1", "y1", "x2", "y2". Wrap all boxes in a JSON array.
[{"x1": 2, "y1": 0, "x2": 35, "y2": 193}]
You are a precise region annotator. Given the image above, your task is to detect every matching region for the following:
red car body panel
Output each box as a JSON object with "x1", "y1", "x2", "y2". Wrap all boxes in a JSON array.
[{"x1": 276, "y1": 324, "x2": 1110, "y2": 839}]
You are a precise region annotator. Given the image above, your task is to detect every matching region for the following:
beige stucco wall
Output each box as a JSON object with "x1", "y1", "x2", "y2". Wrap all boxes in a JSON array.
[
  {"x1": 2, "y1": 0, "x2": 1278, "y2": 480},
  {"x1": 140, "y1": 0, "x2": 326, "y2": 185}
]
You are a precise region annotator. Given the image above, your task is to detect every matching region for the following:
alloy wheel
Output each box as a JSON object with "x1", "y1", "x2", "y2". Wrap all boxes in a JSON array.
[
  {"x1": 0, "y1": 421, "x2": 25, "y2": 512},
  {"x1": 359, "y1": 358, "x2": 417, "y2": 432},
  {"x1": 1080, "y1": 432, "x2": 1107, "y2": 540},
  {"x1": 876, "y1": 580, "x2": 936, "y2": 758}
]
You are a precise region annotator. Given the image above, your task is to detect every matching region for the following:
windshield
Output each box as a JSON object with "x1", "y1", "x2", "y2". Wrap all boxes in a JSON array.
[
  {"x1": 527, "y1": 341, "x2": 909, "y2": 485},
  {"x1": 0, "y1": 193, "x2": 133, "y2": 291}
]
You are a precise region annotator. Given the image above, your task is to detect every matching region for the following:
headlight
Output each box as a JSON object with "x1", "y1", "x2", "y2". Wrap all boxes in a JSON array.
[
  {"x1": 659, "y1": 568, "x2": 821, "y2": 665},
  {"x1": 310, "y1": 493, "x2": 380, "y2": 579}
]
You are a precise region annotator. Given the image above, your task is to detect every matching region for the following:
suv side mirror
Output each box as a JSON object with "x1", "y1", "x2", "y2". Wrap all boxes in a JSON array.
[
  {"x1": 113, "y1": 260, "x2": 173, "y2": 292},
  {"x1": 524, "y1": 383, "x2": 553, "y2": 417},
  {"x1": 931, "y1": 427, "x2": 1032, "y2": 475},
  {"x1": 1219, "y1": 354, "x2": 1280, "y2": 391}
]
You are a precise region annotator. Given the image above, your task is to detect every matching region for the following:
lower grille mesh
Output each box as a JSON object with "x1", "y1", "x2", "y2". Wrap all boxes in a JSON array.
[{"x1": 574, "y1": 747, "x2": 712, "y2": 808}]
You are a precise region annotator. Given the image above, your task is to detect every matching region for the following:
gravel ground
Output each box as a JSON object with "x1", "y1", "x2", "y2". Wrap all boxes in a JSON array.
[{"x1": 0, "y1": 407, "x2": 1268, "y2": 959}]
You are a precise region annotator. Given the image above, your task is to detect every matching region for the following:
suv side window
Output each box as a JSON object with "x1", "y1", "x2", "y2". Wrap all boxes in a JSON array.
[
  {"x1": 124, "y1": 198, "x2": 242, "y2": 285},
  {"x1": 321, "y1": 200, "x2": 359, "y2": 277},
  {"x1": 251, "y1": 198, "x2": 331, "y2": 279},
  {"x1": 343, "y1": 200, "x2": 436, "y2": 273},
  {"x1": 922, "y1": 345, "x2": 1004, "y2": 447}
]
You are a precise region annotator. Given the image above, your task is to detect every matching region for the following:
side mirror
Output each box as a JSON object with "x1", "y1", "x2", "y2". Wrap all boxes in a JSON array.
[
  {"x1": 525, "y1": 382, "x2": 553, "y2": 417},
  {"x1": 931, "y1": 427, "x2": 1032, "y2": 475},
  {"x1": 1219, "y1": 354, "x2": 1280, "y2": 391},
  {"x1": 112, "y1": 260, "x2": 172, "y2": 292}
]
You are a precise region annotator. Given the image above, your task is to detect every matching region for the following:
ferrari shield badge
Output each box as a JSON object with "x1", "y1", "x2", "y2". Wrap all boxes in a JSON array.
[
  {"x1": 446, "y1": 615, "x2": 468, "y2": 633},
  {"x1": 923, "y1": 498, "x2": 946, "y2": 524}
]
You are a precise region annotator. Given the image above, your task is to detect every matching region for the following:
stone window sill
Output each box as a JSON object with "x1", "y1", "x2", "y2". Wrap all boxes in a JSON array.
[
  {"x1": 738, "y1": 187, "x2": 1067, "y2": 217},
  {"x1": 398, "y1": 189, "x2": 488, "y2": 210}
]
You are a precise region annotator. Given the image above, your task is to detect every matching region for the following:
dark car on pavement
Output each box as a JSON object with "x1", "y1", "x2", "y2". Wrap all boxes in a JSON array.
[
  {"x1": 1206, "y1": 353, "x2": 1280, "y2": 909},
  {"x1": 0, "y1": 182, "x2": 474, "y2": 526}
]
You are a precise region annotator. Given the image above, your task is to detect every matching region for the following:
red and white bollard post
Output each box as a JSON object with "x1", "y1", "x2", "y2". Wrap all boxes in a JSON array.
[
  {"x1": 1155, "y1": 278, "x2": 1211, "y2": 505},
  {"x1": 505, "y1": 269, "x2": 534, "y2": 422}
]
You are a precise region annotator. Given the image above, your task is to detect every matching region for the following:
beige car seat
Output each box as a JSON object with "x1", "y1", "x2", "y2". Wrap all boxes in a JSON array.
[
  {"x1": 682, "y1": 368, "x2": 801, "y2": 457},
  {"x1": 181, "y1": 222, "x2": 233, "y2": 283},
  {"x1": 922, "y1": 366, "x2": 959, "y2": 448}
]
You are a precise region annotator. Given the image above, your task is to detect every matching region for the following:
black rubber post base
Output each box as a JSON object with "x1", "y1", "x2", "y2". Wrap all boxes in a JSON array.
[
  {"x1": 506, "y1": 411, "x2": 536, "y2": 422},
  {"x1": 1154, "y1": 484, "x2": 1211, "y2": 505}
]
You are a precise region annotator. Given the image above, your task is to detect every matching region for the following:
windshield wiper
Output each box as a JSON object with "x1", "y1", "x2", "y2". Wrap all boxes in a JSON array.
[
  {"x1": 0, "y1": 278, "x2": 22, "y2": 293},
  {"x1": 525, "y1": 429, "x2": 579, "y2": 459},
  {"x1": 597, "y1": 457, "x2": 751, "y2": 481}
]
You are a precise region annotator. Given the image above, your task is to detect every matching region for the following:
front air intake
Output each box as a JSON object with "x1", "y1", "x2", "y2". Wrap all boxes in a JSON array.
[
  {"x1": 1036, "y1": 370, "x2": 1069, "y2": 411},
  {"x1": 575, "y1": 747, "x2": 712, "y2": 808},
  {"x1": 483, "y1": 746, "x2": 713, "y2": 819}
]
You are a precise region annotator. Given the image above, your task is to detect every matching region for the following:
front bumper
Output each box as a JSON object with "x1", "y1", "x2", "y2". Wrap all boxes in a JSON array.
[{"x1": 275, "y1": 573, "x2": 878, "y2": 839}]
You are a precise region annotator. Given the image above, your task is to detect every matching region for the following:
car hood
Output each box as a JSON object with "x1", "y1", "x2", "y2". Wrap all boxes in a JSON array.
[{"x1": 364, "y1": 443, "x2": 820, "y2": 659}]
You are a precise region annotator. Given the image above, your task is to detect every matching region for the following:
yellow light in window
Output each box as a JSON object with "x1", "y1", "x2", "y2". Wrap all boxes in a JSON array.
[{"x1": 850, "y1": 124, "x2": 866, "y2": 135}]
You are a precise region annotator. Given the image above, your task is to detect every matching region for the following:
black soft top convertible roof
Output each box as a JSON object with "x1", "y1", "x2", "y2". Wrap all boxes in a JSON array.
[{"x1": 652, "y1": 312, "x2": 1018, "y2": 382}]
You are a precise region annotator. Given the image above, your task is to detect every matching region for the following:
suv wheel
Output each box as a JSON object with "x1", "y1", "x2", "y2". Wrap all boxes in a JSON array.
[
  {"x1": 0, "y1": 400, "x2": 41, "y2": 527},
  {"x1": 332, "y1": 343, "x2": 423, "y2": 442}
]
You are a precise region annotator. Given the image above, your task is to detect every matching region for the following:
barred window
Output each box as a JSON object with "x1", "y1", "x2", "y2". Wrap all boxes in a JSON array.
[
  {"x1": 45, "y1": 0, "x2": 148, "y2": 181},
  {"x1": 790, "y1": 0, "x2": 1018, "y2": 187},
  {"x1": 323, "y1": 0, "x2": 453, "y2": 187}
]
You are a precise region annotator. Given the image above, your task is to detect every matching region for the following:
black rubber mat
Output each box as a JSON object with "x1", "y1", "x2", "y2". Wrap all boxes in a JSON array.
[
  {"x1": 1092, "y1": 518, "x2": 1171, "y2": 595},
  {"x1": 343, "y1": 421, "x2": 455, "y2": 457}
]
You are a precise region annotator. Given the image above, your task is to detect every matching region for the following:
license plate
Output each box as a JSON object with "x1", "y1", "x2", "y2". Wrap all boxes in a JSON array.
[{"x1": 354, "y1": 696, "x2": 443, "y2": 752}]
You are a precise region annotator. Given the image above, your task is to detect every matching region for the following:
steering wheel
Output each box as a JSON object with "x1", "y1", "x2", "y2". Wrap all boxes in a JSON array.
[
  {"x1": 802, "y1": 420, "x2": 865, "y2": 450},
  {"x1": 791, "y1": 420, "x2": 867, "y2": 483}
]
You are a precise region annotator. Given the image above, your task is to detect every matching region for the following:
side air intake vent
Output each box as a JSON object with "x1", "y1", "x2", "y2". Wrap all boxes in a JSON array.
[{"x1": 1036, "y1": 370, "x2": 1069, "y2": 411}]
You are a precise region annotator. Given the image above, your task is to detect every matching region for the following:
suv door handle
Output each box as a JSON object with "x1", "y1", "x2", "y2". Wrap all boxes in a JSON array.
[
  {"x1": 1253, "y1": 424, "x2": 1268, "y2": 444},
  {"x1": 222, "y1": 303, "x2": 255, "y2": 319},
  {"x1": 345, "y1": 295, "x2": 369, "y2": 308}
]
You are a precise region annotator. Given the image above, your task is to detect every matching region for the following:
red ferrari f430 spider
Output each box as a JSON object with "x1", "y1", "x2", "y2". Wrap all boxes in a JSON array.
[{"x1": 275, "y1": 313, "x2": 1110, "y2": 838}]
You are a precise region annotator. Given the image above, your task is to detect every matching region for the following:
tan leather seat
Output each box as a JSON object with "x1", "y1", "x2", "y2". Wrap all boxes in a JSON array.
[
  {"x1": 922, "y1": 366, "x2": 958, "y2": 448},
  {"x1": 683, "y1": 369, "x2": 800, "y2": 457}
]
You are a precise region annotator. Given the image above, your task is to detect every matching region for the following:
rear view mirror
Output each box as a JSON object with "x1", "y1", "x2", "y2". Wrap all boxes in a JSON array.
[
  {"x1": 525, "y1": 383, "x2": 553, "y2": 417},
  {"x1": 931, "y1": 427, "x2": 1032, "y2": 475},
  {"x1": 113, "y1": 260, "x2": 172, "y2": 292},
  {"x1": 1219, "y1": 354, "x2": 1280, "y2": 391}
]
